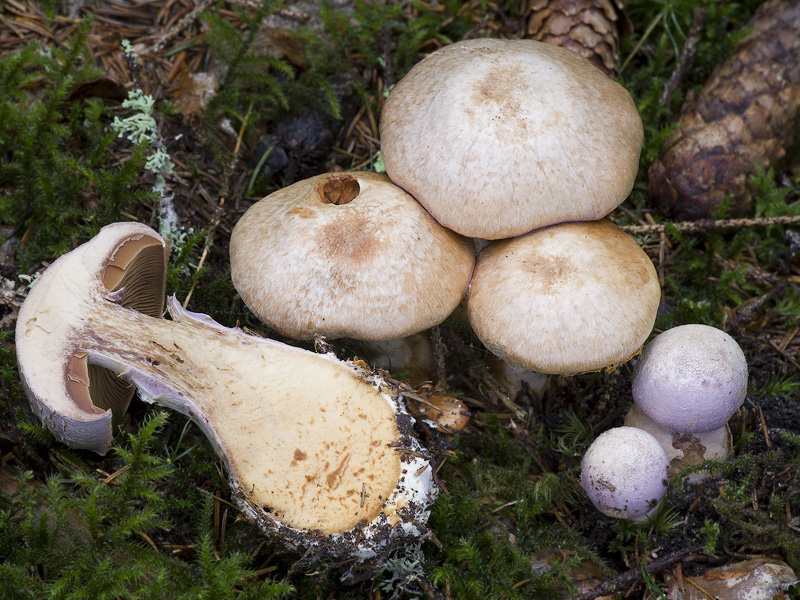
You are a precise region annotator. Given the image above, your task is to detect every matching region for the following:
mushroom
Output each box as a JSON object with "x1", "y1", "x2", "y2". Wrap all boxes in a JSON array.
[
  {"x1": 466, "y1": 220, "x2": 661, "y2": 375},
  {"x1": 624, "y1": 403, "x2": 732, "y2": 482},
  {"x1": 347, "y1": 332, "x2": 438, "y2": 386},
  {"x1": 486, "y1": 355, "x2": 551, "y2": 403},
  {"x1": 581, "y1": 426, "x2": 669, "y2": 519},
  {"x1": 379, "y1": 38, "x2": 644, "y2": 240},
  {"x1": 229, "y1": 171, "x2": 475, "y2": 341},
  {"x1": 631, "y1": 324, "x2": 749, "y2": 433},
  {"x1": 15, "y1": 222, "x2": 437, "y2": 562}
]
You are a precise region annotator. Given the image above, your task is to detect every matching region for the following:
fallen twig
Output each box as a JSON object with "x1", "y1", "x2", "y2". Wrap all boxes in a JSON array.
[
  {"x1": 150, "y1": 0, "x2": 214, "y2": 55},
  {"x1": 661, "y1": 7, "x2": 707, "y2": 107},
  {"x1": 621, "y1": 215, "x2": 800, "y2": 236},
  {"x1": 571, "y1": 544, "x2": 706, "y2": 600},
  {"x1": 182, "y1": 102, "x2": 253, "y2": 308}
]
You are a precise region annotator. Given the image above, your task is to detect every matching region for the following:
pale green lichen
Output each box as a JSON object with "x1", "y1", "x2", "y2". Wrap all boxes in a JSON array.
[
  {"x1": 112, "y1": 89, "x2": 175, "y2": 198},
  {"x1": 111, "y1": 42, "x2": 178, "y2": 238}
]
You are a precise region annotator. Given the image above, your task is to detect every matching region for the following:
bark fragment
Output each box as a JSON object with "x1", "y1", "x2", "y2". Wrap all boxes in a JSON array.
[
  {"x1": 649, "y1": 0, "x2": 800, "y2": 221},
  {"x1": 519, "y1": 0, "x2": 631, "y2": 77}
]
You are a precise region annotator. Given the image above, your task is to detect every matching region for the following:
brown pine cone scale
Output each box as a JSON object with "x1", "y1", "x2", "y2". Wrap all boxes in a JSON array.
[
  {"x1": 520, "y1": 0, "x2": 630, "y2": 77},
  {"x1": 648, "y1": 0, "x2": 800, "y2": 221}
]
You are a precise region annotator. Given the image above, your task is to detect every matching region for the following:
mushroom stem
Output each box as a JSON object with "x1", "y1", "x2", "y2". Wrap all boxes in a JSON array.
[
  {"x1": 17, "y1": 223, "x2": 435, "y2": 552},
  {"x1": 83, "y1": 298, "x2": 405, "y2": 534}
]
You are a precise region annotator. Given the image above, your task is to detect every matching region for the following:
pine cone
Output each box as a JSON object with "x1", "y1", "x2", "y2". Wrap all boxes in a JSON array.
[
  {"x1": 649, "y1": 0, "x2": 800, "y2": 221},
  {"x1": 519, "y1": 0, "x2": 631, "y2": 77}
]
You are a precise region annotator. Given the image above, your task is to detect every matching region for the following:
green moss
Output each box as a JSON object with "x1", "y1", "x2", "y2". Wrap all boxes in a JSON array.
[
  {"x1": 202, "y1": 0, "x2": 297, "y2": 155},
  {"x1": 0, "y1": 412, "x2": 294, "y2": 600},
  {"x1": 0, "y1": 18, "x2": 156, "y2": 270},
  {"x1": 420, "y1": 421, "x2": 606, "y2": 599},
  {"x1": 198, "y1": 0, "x2": 480, "y2": 170},
  {"x1": 696, "y1": 441, "x2": 800, "y2": 572},
  {"x1": 312, "y1": 0, "x2": 475, "y2": 87}
]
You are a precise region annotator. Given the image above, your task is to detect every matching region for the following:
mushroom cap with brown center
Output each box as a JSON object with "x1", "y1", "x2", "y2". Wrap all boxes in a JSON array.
[
  {"x1": 230, "y1": 171, "x2": 475, "y2": 341},
  {"x1": 467, "y1": 220, "x2": 660, "y2": 375},
  {"x1": 380, "y1": 38, "x2": 644, "y2": 239}
]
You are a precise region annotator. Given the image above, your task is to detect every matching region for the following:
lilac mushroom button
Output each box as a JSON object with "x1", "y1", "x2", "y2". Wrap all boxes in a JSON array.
[
  {"x1": 581, "y1": 426, "x2": 669, "y2": 519},
  {"x1": 632, "y1": 324, "x2": 748, "y2": 433}
]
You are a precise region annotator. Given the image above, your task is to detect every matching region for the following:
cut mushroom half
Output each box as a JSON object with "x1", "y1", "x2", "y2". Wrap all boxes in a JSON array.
[{"x1": 15, "y1": 222, "x2": 437, "y2": 563}]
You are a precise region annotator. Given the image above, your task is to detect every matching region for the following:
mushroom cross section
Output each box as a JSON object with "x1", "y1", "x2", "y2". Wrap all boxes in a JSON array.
[{"x1": 15, "y1": 222, "x2": 436, "y2": 557}]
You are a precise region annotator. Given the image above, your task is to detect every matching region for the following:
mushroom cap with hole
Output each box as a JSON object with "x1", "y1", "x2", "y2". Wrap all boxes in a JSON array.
[
  {"x1": 230, "y1": 171, "x2": 475, "y2": 341},
  {"x1": 632, "y1": 324, "x2": 749, "y2": 433},
  {"x1": 581, "y1": 426, "x2": 669, "y2": 519},
  {"x1": 379, "y1": 38, "x2": 644, "y2": 239},
  {"x1": 466, "y1": 220, "x2": 660, "y2": 375}
]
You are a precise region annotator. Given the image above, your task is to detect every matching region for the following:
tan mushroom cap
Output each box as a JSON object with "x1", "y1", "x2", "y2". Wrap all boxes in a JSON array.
[
  {"x1": 467, "y1": 220, "x2": 660, "y2": 375},
  {"x1": 380, "y1": 38, "x2": 644, "y2": 240},
  {"x1": 230, "y1": 171, "x2": 475, "y2": 341}
]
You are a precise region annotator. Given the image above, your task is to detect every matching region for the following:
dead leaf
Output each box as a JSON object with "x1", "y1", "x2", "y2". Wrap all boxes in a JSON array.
[
  {"x1": 406, "y1": 392, "x2": 470, "y2": 434},
  {"x1": 172, "y1": 71, "x2": 219, "y2": 117},
  {"x1": 665, "y1": 558, "x2": 798, "y2": 600}
]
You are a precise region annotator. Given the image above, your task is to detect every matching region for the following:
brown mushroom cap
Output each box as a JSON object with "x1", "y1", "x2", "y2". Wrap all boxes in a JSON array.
[
  {"x1": 467, "y1": 220, "x2": 660, "y2": 375},
  {"x1": 230, "y1": 171, "x2": 475, "y2": 341},
  {"x1": 380, "y1": 38, "x2": 644, "y2": 239}
]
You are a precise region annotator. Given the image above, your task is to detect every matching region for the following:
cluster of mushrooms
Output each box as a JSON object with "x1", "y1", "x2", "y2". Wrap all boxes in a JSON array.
[
  {"x1": 14, "y1": 37, "x2": 743, "y2": 565},
  {"x1": 232, "y1": 38, "x2": 659, "y2": 378},
  {"x1": 581, "y1": 324, "x2": 749, "y2": 519}
]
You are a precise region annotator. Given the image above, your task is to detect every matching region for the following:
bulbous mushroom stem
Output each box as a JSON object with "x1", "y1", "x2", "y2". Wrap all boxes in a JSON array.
[
  {"x1": 624, "y1": 404, "x2": 732, "y2": 483},
  {"x1": 84, "y1": 298, "x2": 411, "y2": 534},
  {"x1": 16, "y1": 223, "x2": 436, "y2": 556}
]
